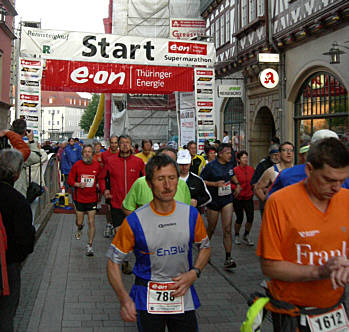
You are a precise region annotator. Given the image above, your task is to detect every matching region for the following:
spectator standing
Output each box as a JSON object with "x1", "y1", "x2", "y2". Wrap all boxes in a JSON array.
[
  {"x1": 232, "y1": 151, "x2": 255, "y2": 246},
  {"x1": 0, "y1": 149, "x2": 35, "y2": 332},
  {"x1": 222, "y1": 130, "x2": 229, "y2": 143},
  {"x1": 10, "y1": 120, "x2": 41, "y2": 197},
  {"x1": 60, "y1": 137, "x2": 82, "y2": 190}
]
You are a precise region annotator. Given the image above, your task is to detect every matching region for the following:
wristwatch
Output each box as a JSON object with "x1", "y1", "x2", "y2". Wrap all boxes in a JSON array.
[{"x1": 191, "y1": 267, "x2": 201, "y2": 278}]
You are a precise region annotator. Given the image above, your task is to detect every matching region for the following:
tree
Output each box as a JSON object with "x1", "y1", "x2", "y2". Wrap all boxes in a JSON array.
[{"x1": 80, "y1": 93, "x2": 104, "y2": 137}]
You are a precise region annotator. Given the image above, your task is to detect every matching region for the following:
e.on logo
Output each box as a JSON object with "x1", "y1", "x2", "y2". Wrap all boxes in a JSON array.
[
  {"x1": 70, "y1": 66, "x2": 126, "y2": 85},
  {"x1": 168, "y1": 41, "x2": 207, "y2": 55}
]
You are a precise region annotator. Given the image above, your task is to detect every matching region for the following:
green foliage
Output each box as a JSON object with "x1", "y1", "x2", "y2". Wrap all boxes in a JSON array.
[{"x1": 79, "y1": 93, "x2": 104, "y2": 137}]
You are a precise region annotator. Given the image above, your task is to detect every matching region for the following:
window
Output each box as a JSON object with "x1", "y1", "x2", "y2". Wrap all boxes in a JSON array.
[
  {"x1": 57, "y1": 110, "x2": 60, "y2": 114},
  {"x1": 225, "y1": 11, "x2": 230, "y2": 43},
  {"x1": 241, "y1": 0, "x2": 248, "y2": 27},
  {"x1": 295, "y1": 71, "x2": 348, "y2": 154},
  {"x1": 57, "y1": 121, "x2": 60, "y2": 125},
  {"x1": 49, "y1": 97, "x2": 53, "y2": 104},
  {"x1": 220, "y1": 14, "x2": 225, "y2": 45},
  {"x1": 249, "y1": 0, "x2": 256, "y2": 22},
  {"x1": 48, "y1": 121, "x2": 51, "y2": 125},
  {"x1": 240, "y1": 0, "x2": 264, "y2": 28},
  {"x1": 215, "y1": 19, "x2": 220, "y2": 48},
  {"x1": 257, "y1": 0, "x2": 264, "y2": 16}
]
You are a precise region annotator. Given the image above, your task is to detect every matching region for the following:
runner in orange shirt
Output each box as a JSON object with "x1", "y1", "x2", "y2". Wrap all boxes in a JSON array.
[{"x1": 257, "y1": 137, "x2": 349, "y2": 331}]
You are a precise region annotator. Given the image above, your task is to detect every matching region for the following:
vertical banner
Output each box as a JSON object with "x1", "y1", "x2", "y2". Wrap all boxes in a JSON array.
[
  {"x1": 18, "y1": 58, "x2": 43, "y2": 139},
  {"x1": 194, "y1": 68, "x2": 215, "y2": 153},
  {"x1": 179, "y1": 92, "x2": 196, "y2": 146}
]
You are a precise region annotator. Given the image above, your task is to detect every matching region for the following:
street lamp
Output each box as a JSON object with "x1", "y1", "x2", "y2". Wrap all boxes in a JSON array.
[
  {"x1": 0, "y1": 6, "x2": 7, "y2": 23},
  {"x1": 323, "y1": 41, "x2": 349, "y2": 64}
]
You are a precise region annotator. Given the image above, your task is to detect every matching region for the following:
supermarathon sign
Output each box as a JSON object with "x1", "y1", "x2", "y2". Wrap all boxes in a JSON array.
[{"x1": 21, "y1": 28, "x2": 215, "y2": 67}]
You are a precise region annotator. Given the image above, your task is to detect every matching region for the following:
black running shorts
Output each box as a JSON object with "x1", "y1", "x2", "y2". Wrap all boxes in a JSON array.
[
  {"x1": 137, "y1": 310, "x2": 198, "y2": 332},
  {"x1": 73, "y1": 201, "x2": 98, "y2": 212}
]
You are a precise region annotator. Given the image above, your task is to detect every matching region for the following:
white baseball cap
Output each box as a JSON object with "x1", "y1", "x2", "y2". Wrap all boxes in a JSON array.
[
  {"x1": 153, "y1": 143, "x2": 159, "y2": 150},
  {"x1": 311, "y1": 129, "x2": 338, "y2": 144},
  {"x1": 177, "y1": 149, "x2": 191, "y2": 164}
]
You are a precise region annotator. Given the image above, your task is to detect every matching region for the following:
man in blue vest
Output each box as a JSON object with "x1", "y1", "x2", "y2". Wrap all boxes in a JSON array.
[{"x1": 106, "y1": 154, "x2": 211, "y2": 332}]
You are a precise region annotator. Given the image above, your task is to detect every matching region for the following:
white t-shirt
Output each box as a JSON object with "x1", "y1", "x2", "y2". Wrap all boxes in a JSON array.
[{"x1": 222, "y1": 136, "x2": 229, "y2": 143}]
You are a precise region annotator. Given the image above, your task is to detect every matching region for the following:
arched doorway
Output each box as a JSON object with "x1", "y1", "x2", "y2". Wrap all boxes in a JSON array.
[
  {"x1": 294, "y1": 71, "x2": 348, "y2": 151},
  {"x1": 250, "y1": 107, "x2": 276, "y2": 167}
]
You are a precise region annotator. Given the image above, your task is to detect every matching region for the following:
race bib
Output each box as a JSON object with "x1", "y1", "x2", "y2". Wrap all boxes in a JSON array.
[
  {"x1": 147, "y1": 281, "x2": 184, "y2": 314},
  {"x1": 218, "y1": 182, "x2": 232, "y2": 196},
  {"x1": 307, "y1": 304, "x2": 349, "y2": 332},
  {"x1": 81, "y1": 175, "x2": 95, "y2": 188}
]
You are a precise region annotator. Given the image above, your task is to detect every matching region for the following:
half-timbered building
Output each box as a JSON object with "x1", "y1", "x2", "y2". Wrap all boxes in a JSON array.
[{"x1": 201, "y1": 0, "x2": 349, "y2": 165}]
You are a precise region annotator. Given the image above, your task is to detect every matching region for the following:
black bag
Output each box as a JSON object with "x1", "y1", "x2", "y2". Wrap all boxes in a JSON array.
[{"x1": 26, "y1": 158, "x2": 44, "y2": 204}]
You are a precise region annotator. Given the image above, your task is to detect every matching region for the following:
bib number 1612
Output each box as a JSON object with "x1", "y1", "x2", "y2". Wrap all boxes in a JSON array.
[{"x1": 307, "y1": 304, "x2": 349, "y2": 332}]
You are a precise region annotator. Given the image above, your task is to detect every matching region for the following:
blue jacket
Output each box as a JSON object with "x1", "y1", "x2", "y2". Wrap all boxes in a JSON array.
[
  {"x1": 60, "y1": 143, "x2": 82, "y2": 175},
  {"x1": 268, "y1": 164, "x2": 349, "y2": 198}
]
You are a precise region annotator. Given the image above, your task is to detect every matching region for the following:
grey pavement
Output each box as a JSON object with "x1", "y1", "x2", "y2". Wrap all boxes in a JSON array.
[{"x1": 14, "y1": 207, "x2": 273, "y2": 332}]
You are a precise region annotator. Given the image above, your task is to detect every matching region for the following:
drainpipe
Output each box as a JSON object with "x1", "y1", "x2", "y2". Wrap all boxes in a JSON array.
[{"x1": 267, "y1": 0, "x2": 284, "y2": 141}]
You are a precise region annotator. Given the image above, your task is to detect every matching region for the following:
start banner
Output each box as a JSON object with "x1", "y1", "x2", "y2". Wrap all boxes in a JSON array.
[
  {"x1": 21, "y1": 28, "x2": 215, "y2": 67},
  {"x1": 41, "y1": 59, "x2": 194, "y2": 94}
]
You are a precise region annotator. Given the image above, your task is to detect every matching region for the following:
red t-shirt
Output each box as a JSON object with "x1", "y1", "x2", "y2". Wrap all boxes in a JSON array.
[
  {"x1": 68, "y1": 160, "x2": 102, "y2": 203},
  {"x1": 232, "y1": 165, "x2": 254, "y2": 200}
]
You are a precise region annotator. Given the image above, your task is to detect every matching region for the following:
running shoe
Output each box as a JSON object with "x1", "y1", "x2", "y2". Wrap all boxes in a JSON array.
[
  {"x1": 224, "y1": 258, "x2": 237, "y2": 269},
  {"x1": 75, "y1": 230, "x2": 81, "y2": 240},
  {"x1": 234, "y1": 236, "x2": 241, "y2": 245},
  {"x1": 122, "y1": 261, "x2": 132, "y2": 275},
  {"x1": 86, "y1": 245, "x2": 94, "y2": 256},
  {"x1": 243, "y1": 235, "x2": 254, "y2": 246}
]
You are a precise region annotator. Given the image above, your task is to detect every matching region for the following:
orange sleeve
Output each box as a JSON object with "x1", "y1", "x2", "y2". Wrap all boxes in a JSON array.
[
  {"x1": 6, "y1": 131, "x2": 30, "y2": 161},
  {"x1": 194, "y1": 213, "x2": 208, "y2": 244},
  {"x1": 112, "y1": 219, "x2": 135, "y2": 253},
  {"x1": 256, "y1": 196, "x2": 283, "y2": 260}
]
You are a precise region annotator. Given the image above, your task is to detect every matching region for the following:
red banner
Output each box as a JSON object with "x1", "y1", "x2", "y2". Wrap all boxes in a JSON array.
[{"x1": 42, "y1": 59, "x2": 194, "y2": 94}]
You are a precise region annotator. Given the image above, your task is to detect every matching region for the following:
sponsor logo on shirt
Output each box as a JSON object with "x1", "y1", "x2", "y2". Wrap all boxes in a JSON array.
[
  {"x1": 298, "y1": 230, "x2": 320, "y2": 238},
  {"x1": 157, "y1": 245, "x2": 186, "y2": 256},
  {"x1": 158, "y1": 222, "x2": 176, "y2": 228},
  {"x1": 296, "y1": 241, "x2": 347, "y2": 265}
]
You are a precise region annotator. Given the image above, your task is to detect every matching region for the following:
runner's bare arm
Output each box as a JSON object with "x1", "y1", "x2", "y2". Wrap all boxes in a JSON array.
[
  {"x1": 204, "y1": 180, "x2": 225, "y2": 187},
  {"x1": 169, "y1": 247, "x2": 211, "y2": 297},
  {"x1": 254, "y1": 169, "x2": 271, "y2": 202},
  {"x1": 107, "y1": 259, "x2": 137, "y2": 322},
  {"x1": 121, "y1": 205, "x2": 133, "y2": 216},
  {"x1": 261, "y1": 257, "x2": 349, "y2": 286},
  {"x1": 231, "y1": 175, "x2": 241, "y2": 198}
]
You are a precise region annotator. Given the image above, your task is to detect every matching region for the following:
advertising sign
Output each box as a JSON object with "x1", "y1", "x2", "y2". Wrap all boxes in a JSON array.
[
  {"x1": 194, "y1": 68, "x2": 215, "y2": 153},
  {"x1": 218, "y1": 85, "x2": 242, "y2": 98},
  {"x1": 259, "y1": 68, "x2": 279, "y2": 89},
  {"x1": 18, "y1": 58, "x2": 42, "y2": 138},
  {"x1": 170, "y1": 18, "x2": 206, "y2": 40},
  {"x1": 180, "y1": 109, "x2": 196, "y2": 146},
  {"x1": 42, "y1": 59, "x2": 194, "y2": 93},
  {"x1": 21, "y1": 28, "x2": 215, "y2": 67}
]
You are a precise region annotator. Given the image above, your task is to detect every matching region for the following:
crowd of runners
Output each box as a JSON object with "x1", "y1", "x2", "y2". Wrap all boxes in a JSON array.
[{"x1": 48, "y1": 131, "x2": 349, "y2": 331}]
